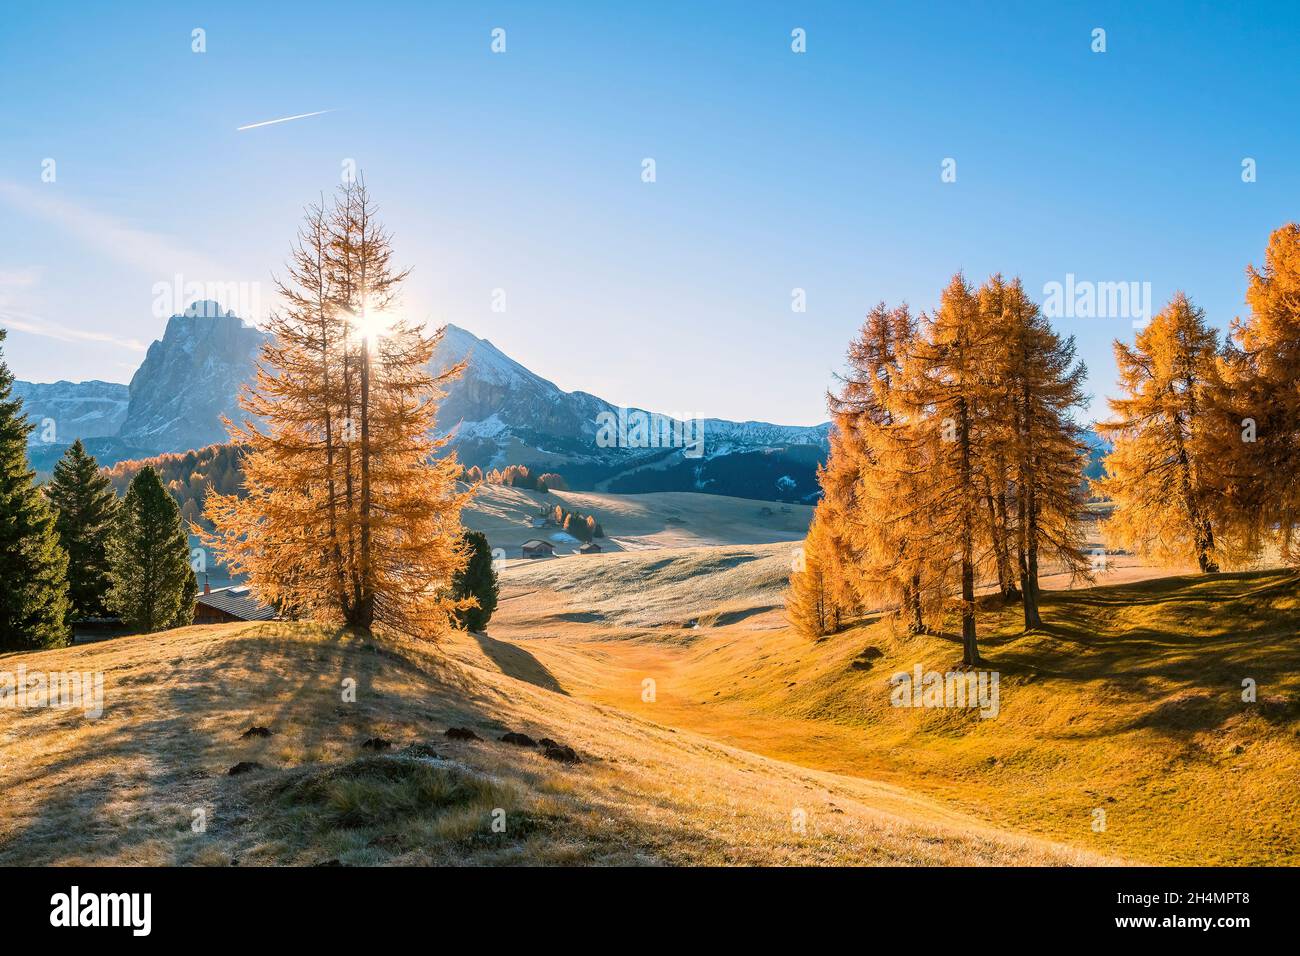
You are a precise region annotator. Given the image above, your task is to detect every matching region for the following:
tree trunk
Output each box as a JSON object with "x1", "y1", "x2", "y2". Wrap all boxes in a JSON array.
[
  {"x1": 1171, "y1": 408, "x2": 1218, "y2": 574},
  {"x1": 1022, "y1": 485, "x2": 1042, "y2": 628},
  {"x1": 958, "y1": 398, "x2": 979, "y2": 665},
  {"x1": 996, "y1": 489, "x2": 1020, "y2": 600},
  {"x1": 356, "y1": 338, "x2": 375, "y2": 629},
  {"x1": 908, "y1": 570, "x2": 924, "y2": 634}
]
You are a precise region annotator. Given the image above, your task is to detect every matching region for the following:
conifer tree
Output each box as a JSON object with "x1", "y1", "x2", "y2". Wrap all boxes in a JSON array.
[
  {"x1": 205, "y1": 181, "x2": 470, "y2": 635},
  {"x1": 106, "y1": 466, "x2": 195, "y2": 633},
  {"x1": 48, "y1": 439, "x2": 120, "y2": 620},
  {"x1": 0, "y1": 329, "x2": 70, "y2": 650},
  {"x1": 983, "y1": 277, "x2": 1091, "y2": 627},
  {"x1": 890, "y1": 275, "x2": 1002, "y2": 664},
  {"x1": 1096, "y1": 293, "x2": 1222, "y2": 572},
  {"x1": 822, "y1": 302, "x2": 930, "y2": 632},
  {"x1": 538, "y1": 472, "x2": 567, "y2": 491},
  {"x1": 787, "y1": 506, "x2": 855, "y2": 638},
  {"x1": 450, "y1": 530, "x2": 499, "y2": 631},
  {"x1": 1209, "y1": 224, "x2": 1300, "y2": 565}
]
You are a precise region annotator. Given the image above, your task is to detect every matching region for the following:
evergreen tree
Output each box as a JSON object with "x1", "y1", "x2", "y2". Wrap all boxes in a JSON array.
[
  {"x1": 450, "y1": 530, "x2": 499, "y2": 631},
  {"x1": 0, "y1": 329, "x2": 70, "y2": 650},
  {"x1": 48, "y1": 439, "x2": 119, "y2": 619},
  {"x1": 107, "y1": 466, "x2": 195, "y2": 633},
  {"x1": 1096, "y1": 293, "x2": 1223, "y2": 572}
]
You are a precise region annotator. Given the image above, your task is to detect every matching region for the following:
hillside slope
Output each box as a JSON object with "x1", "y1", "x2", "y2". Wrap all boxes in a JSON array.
[
  {"x1": 0, "y1": 622, "x2": 1105, "y2": 866},
  {"x1": 464, "y1": 485, "x2": 812, "y2": 556},
  {"x1": 489, "y1": 551, "x2": 1300, "y2": 865}
]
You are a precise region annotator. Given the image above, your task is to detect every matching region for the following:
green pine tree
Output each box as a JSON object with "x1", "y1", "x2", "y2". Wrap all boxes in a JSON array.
[
  {"x1": 48, "y1": 439, "x2": 120, "y2": 620},
  {"x1": 0, "y1": 329, "x2": 71, "y2": 650},
  {"x1": 106, "y1": 466, "x2": 196, "y2": 633},
  {"x1": 450, "y1": 530, "x2": 499, "y2": 631}
]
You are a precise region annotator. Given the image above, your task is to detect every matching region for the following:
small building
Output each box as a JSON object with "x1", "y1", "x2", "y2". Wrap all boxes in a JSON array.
[
  {"x1": 578, "y1": 541, "x2": 602, "y2": 554},
  {"x1": 194, "y1": 584, "x2": 276, "y2": 625},
  {"x1": 521, "y1": 539, "x2": 555, "y2": 559}
]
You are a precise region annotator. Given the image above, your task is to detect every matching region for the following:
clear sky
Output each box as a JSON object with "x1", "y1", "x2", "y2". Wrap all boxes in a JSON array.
[{"x1": 1, "y1": 1, "x2": 1297, "y2": 425}]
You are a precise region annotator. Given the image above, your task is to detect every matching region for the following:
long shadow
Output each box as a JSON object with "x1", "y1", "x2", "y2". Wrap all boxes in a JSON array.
[
  {"x1": 957, "y1": 569, "x2": 1300, "y2": 738},
  {"x1": 468, "y1": 630, "x2": 568, "y2": 695}
]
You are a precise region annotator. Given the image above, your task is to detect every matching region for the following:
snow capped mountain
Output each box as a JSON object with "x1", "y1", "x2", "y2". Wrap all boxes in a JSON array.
[
  {"x1": 12, "y1": 379, "x2": 129, "y2": 445},
  {"x1": 16, "y1": 310, "x2": 832, "y2": 499},
  {"x1": 431, "y1": 324, "x2": 831, "y2": 480}
]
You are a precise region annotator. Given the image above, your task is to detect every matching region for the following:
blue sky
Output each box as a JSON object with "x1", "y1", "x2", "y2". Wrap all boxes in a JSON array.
[{"x1": 1, "y1": 1, "x2": 1297, "y2": 425}]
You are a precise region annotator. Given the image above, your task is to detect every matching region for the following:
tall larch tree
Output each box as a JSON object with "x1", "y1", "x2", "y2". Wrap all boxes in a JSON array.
[
  {"x1": 984, "y1": 277, "x2": 1092, "y2": 627},
  {"x1": 1096, "y1": 293, "x2": 1223, "y2": 572},
  {"x1": 822, "y1": 302, "x2": 931, "y2": 633},
  {"x1": 48, "y1": 439, "x2": 120, "y2": 620},
  {"x1": 205, "y1": 180, "x2": 471, "y2": 636},
  {"x1": 974, "y1": 277, "x2": 1021, "y2": 604},
  {"x1": 106, "y1": 466, "x2": 195, "y2": 633},
  {"x1": 891, "y1": 275, "x2": 1001, "y2": 664},
  {"x1": 206, "y1": 198, "x2": 350, "y2": 620},
  {"x1": 1209, "y1": 224, "x2": 1300, "y2": 565},
  {"x1": 0, "y1": 329, "x2": 70, "y2": 650}
]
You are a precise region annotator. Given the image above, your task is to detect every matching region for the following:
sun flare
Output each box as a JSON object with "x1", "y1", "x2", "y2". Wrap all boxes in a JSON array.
[{"x1": 349, "y1": 307, "x2": 398, "y2": 344}]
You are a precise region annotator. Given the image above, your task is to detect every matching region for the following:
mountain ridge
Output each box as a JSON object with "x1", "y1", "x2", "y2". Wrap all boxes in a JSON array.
[{"x1": 15, "y1": 304, "x2": 831, "y2": 500}]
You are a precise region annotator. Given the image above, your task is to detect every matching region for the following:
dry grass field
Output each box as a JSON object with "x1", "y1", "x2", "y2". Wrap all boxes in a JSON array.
[
  {"x1": 491, "y1": 547, "x2": 1300, "y2": 866},
  {"x1": 3, "y1": 499, "x2": 1295, "y2": 867},
  {"x1": 0, "y1": 620, "x2": 1104, "y2": 866}
]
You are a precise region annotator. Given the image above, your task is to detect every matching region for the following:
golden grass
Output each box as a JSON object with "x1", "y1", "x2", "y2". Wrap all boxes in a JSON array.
[
  {"x1": 0, "y1": 620, "x2": 1105, "y2": 866},
  {"x1": 492, "y1": 555, "x2": 1300, "y2": 866}
]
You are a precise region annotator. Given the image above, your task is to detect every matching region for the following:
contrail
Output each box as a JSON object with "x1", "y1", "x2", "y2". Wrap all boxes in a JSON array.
[{"x1": 236, "y1": 109, "x2": 333, "y2": 131}]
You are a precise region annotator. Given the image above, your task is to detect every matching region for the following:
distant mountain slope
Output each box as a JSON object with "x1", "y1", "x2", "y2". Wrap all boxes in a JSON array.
[
  {"x1": 12, "y1": 379, "x2": 128, "y2": 446},
  {"x1": 15, "y1": 305, "x2": 830, "y2": 501},
  {"x1": 116, "y1": 300, "x2": 267, "y2": 452},
  {"x1": 430, "y1": 324, "x2": 830, "y2": 500}
]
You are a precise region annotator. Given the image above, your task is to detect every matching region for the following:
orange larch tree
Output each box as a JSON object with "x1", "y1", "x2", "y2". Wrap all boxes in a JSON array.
[{"x1": 203, "y1": 182, "x2": 470, "y2": 636}]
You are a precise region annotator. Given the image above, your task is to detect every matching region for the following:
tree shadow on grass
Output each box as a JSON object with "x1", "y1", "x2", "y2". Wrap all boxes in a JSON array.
[
  {"x1": 970, "y1": 569, "x2": 1300, "y2": 738},
  {"x1": 468, "y1": 630, "x2": 567, "y2": 695}
]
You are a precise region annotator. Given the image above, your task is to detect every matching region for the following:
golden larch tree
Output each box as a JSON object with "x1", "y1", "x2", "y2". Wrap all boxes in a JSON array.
[
  {"x1": 787, "y1": 503, "x2": 855, "y2": 639},
  {"x1": 983, "y1": 276, "x2": 1091, "y2": 627},
  {"x1": 1096, "y1": 293, "x2": 1222, "y2": 572},
  {"x1": 203, "y1": 182, "x2": 470, "y2": 636},
  {"x1": 890, "y1": 274, "x2": 1002, "y2": 664},
  {"x1": 1208, "y1": 224, "x2": 1300, "y2": 565}
]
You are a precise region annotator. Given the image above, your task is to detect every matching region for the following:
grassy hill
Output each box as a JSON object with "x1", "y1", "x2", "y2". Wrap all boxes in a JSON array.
[
  {"x1": 463, "y1": 484, "x2": 812, "y2": 556},
  {"x1": 0, "y1": 620, "x2": 1102, "y2": 866},
  {"x1": 489, "y1": 550, "x2": 1300, "y2": 865},
  {"x1": 5, "y1": 538, "x2": 1294, "y2": 866}
]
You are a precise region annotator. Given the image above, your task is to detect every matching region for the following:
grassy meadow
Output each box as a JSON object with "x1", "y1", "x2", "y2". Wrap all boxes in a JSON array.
[{"x1": 2, "y1": 513, "x2": 1296, "y2": 866}]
